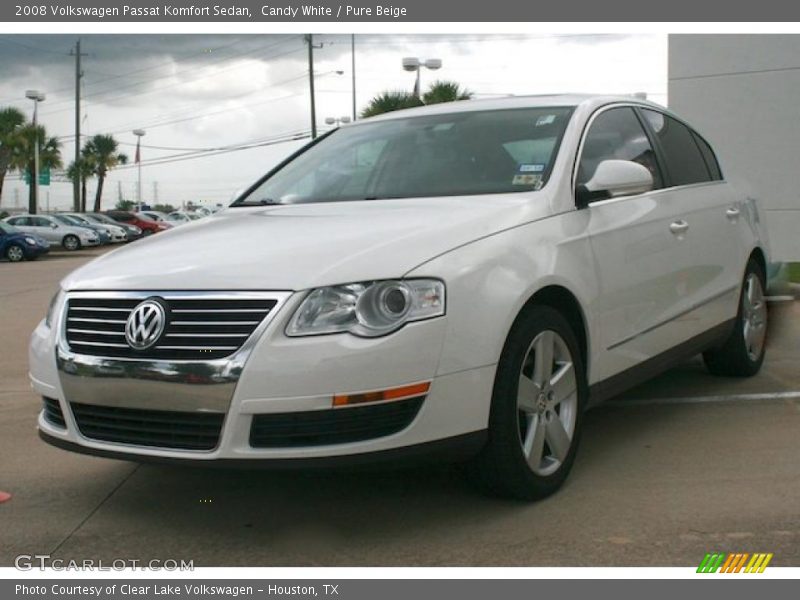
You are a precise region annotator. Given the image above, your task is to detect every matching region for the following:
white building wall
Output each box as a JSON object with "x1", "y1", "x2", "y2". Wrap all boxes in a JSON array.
[{"x1": 668, "y1": 34, "x2": 800, "y2": 261}]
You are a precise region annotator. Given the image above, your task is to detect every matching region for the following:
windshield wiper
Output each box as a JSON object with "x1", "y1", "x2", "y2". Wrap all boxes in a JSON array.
[{"x1": 235, "y1": 198, "x2": 282, "y2": 206}]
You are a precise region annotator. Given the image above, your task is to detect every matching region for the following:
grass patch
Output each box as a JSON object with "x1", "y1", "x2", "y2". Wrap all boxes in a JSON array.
[{"x1": 787, "y1": 263, "x2": 800, "y2": 284}]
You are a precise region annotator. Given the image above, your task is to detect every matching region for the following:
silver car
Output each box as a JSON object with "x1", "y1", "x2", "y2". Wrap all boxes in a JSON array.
[
  {"x1": 3, "y1": 214, "x2": 100, "y2": 250},
  {"x1": 65, "y1": 213, "x2": 128, "y2": 243}
]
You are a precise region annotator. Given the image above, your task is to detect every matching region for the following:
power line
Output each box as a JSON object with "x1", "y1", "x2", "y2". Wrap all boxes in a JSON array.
[{"x1": 40, "y1": 37, "x2": 304, "y2": 115}]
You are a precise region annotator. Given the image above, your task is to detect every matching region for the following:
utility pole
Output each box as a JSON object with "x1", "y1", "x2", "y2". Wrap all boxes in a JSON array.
[
  {"x1": 153, "y1": 181, "x2": 158, "y2": 205},
  {"x1": 351, "y1": 34, "x2": 357, "y2": 121},
  {"x1": 117, "y1": 181, "x2": 122, "y2": 204},
  {"x1": 305, "y1": 34, "x2": 322, "y2": 139},
  {"x1": 70, "y1": 39, "x2": 87, "y2": 212}
]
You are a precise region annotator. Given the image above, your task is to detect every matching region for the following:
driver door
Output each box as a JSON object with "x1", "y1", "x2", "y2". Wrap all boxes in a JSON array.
[{"x1": 580, "y1": 106, "x2": 691, "y2": 382}]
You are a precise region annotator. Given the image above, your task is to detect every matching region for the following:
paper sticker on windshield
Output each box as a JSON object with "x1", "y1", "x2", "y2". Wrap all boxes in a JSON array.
[
  {"x1": 519, "y1": 163, "x2": 545, "y2": 173},
  {"x1": 535, "y1": 114, "x2": 556, "y2": 126},
  {"x1": 512, "y1": 174, "x2": 542, "y2": 186}
]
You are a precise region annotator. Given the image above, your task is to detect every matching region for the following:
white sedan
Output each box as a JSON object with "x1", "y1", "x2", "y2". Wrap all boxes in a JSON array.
[{"x1": 30, "y1": 95, "x2": 769, "y2": 499}]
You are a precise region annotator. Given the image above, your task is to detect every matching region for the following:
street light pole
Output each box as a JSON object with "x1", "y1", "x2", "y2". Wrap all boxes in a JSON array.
[
  {"x1": 25, "y1": 90, "x2": 45, "y2": 214},
  {"x1": 305, "y1": 34, "x2": 319, "y2": 139},
  {"x1": 351, "y1": 34, "x2": 357, "y2": 121},
  {"x1": 133, "y1": 129, "x2": 145, "y2": 207},
  {"x1": 402, "y1": 57, "x2": 442, "y2": 98}
]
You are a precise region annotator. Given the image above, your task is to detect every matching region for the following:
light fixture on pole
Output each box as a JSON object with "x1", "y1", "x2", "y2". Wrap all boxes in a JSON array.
[
  {"x1": 25, "y1": 90, "x2": 45, "y2": 214},
  {"x1": 324, "y1": 116, "x2": 352, "y2": 128},
  {"x1": 133, "y1": 129, "x2": 146, "y2": 207},
  {"x1": 402, "y1": 57, "x2": 442, "y2": 98}
]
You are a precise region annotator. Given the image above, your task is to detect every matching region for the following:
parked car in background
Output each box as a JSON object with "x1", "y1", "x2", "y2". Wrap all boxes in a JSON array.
[
  {"x1": 84, "y1": 212, "x2": 144, "y2": 242},
  {"x1": 64, "y1": 213, "x2": 128, "y2": 243},
  {"x1": 32, "y1": 95, "x2": 770, "y2": 500},
  {"x1": 0, "y1": 220, "x2": 49, "y2": 261},
  {"x1": 137, "y1": 210, "x2": 170, "y2": 224},
  {"x1": 52, "y1": 214, "x2": 112, "y2": 245},
  {"x1": 4, "y1": 214, "x2": 99, "y2": 250},
  {"x1": 104, "y1": 210, "x2": 169, "y2": 236},
  {"x1": 166, "y1": 211, "x2": 203, "y2": 225}
]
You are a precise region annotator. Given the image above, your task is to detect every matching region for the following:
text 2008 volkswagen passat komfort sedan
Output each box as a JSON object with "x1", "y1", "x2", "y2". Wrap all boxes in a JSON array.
[{"x1": 31, "y1": 95, "x2": 770, "y2": 499}]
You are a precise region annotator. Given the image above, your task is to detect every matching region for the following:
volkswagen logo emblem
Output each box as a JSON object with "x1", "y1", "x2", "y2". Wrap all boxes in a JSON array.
[{"x1": 125, "y1": 299, "x2": 167, "y2": 350}]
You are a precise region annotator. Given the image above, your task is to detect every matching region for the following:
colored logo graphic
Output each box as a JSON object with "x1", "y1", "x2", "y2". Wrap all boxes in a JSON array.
[{"x1": 697, "y1": 552, "x2": 773, "y2": 573}]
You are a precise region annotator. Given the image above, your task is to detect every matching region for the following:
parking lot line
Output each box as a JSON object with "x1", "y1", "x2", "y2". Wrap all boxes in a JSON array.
[{"x1": 606, "y1": 390, "x2": 800, "y2": 407}]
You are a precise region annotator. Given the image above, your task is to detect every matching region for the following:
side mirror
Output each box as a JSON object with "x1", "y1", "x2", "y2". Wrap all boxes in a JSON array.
[
  {"x1": 578, "y1": 159, "x2": 653, "y2": 206},
  {"x1": 50, "y1": 223, "x2": 58, "y2": 229}
]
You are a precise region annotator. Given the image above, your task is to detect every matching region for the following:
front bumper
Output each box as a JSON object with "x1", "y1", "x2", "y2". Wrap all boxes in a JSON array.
[{"x1": 30, "y1": 291, "x2": 494, "y2": 463}]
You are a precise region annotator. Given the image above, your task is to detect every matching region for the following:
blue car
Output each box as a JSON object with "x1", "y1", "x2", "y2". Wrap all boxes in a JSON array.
[{"x1": 0, "y1": 220, "x2": 50, "y2": 262}]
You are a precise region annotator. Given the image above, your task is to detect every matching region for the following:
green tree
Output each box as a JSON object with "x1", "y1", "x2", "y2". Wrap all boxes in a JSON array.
[
  {"x1": 0, "y1": 107, "x2": 26, "y2": 202},
  {"x1": 9, "y1": 124, "x2": 62, "y2": 214},
  {"x1": 84, "y1": 134, "x2": 128, "y2": 212},
  {"x1": 360, "y1": 91, "x2": 423, "y2": 118},
  {"x1": 115, "y1": 199, "x2": 134, "y2": 211},
  {"x1": 66, "y1": 154, "x2": 94, "y2": 212},
  {"x1": 153, "y1": 203, "x2": 176, "y2": 213},
  {"x1": 422, "y1": 80, "x2": 473, "y2": 105}
]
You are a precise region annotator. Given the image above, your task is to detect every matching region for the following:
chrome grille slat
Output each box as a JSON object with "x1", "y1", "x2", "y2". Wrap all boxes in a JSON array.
[
  {"x1": 67, "y1": 329, "x2": 125, "y2": 336},
  {"x1": 68, "y1": 317, "x2": 127, "y2": 324},
  {"x1": 65, "y1": 294, "x2": 278, "y2": 360}
]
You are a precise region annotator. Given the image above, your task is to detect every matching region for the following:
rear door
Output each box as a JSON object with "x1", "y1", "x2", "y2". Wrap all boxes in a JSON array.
[{"x1": 638, "y1": 109, "x2": 742, "y2": 340}]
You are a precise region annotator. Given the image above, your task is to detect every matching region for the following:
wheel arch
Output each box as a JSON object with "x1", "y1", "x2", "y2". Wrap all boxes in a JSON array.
[
  {"x1": 749, "y1": 246, "x2": 767, "y2": 278},
  {"x1": 515, "y1": 285, "x2": 590, "y2": 376}
]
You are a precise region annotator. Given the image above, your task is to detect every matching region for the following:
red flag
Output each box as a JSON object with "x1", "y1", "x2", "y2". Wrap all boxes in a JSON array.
[{"x1": 135, "y1": 138, "x2": 141, "y2": 164}]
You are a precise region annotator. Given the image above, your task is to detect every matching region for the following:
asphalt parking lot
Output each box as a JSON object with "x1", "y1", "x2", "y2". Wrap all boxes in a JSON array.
[{"x1": 1, "y1": 247, "x2": 798, "y2": 567}]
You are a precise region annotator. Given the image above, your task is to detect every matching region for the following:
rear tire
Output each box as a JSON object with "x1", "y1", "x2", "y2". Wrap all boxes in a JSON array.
[
  {"x1": 63, "y1": 235, "x2": 81, "y2": 251},
  {"x1": 469, "y1": 306, "x2": 586, "y2": 500},
  {"x1": 703, "y1": 258, "x2": 767, "y2": 377},
  {"x1": 5, "y1": 244, "x2": 25, "y2": 262}
]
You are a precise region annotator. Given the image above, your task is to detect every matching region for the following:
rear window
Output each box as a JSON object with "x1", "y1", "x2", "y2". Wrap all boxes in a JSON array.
[
  {"x1": 641, "y1": 109, "x2": 711, "y2": 186},
  {"x1": 235, "y1": 107, "x2": 575, "y2": 205}
]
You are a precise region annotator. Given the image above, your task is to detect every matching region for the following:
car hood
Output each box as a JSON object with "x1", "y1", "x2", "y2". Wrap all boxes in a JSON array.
[{"x1": 61, "y1": 195, "x2": 552, "y2": 291}]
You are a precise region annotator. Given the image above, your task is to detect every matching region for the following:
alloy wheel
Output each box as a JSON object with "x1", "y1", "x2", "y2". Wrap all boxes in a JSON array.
[
  {"x1": 742, "y1": 273, "x2": 767, "y2": 362},
  {"x1": 7, "y1": 245, "x2": 24, "y2": 262},
  {"x1": 516, "y1": 330, "x2": 578, "y2": 476}
]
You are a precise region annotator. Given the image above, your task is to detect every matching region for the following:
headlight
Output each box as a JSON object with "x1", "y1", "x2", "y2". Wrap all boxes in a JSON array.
[
  {"x1": 286, "y1": 279, "x2": 445, "y2": 338},
  {"x1": 24, "y1": 236, "x2": 36, "y2": 246},
  {"x1": 45, "y1": 288, "x2": 65, "y2": 328}
]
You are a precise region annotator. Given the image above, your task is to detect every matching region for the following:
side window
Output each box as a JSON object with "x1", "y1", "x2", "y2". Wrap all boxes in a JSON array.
[
  {"x1": 577, "y1": 107, "x2": 662, "y2": 191},
  {"x1": 641, "y1": 109, "x2": 711, "y2": 186},
  {"x1": 691, "y1": 132, "x2": 723, "y2": 181},
  {"x1": 33, "y1": 217, "x2": 50, "y2": 227}
]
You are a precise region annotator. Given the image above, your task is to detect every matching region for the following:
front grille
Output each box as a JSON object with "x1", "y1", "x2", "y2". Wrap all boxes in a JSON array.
[
  {"x1": 65, "y1": 295, "x2": 277, "y2": 360},
  {"x1": 70, "y1": 402, "x2": 224, "y2": 450},
  {"x1": 42, "y1": 397, "x2": 66, "y2": 428},
  {"x1": 250, "y1": 397, "x2": 425, "y2": 448}
]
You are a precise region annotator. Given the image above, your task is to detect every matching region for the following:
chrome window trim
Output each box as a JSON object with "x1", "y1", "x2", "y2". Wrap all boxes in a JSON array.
[{"x1": 572, "y1": 102, "x2": 727, "y2": 204}]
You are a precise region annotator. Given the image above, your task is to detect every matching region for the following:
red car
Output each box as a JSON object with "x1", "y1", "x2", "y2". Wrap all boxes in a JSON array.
[{"x1": 104, "y1": 211, "x2": 171, "y2": 235}]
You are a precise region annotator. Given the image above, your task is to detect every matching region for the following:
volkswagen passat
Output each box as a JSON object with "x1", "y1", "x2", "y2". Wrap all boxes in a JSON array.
[{"x1": 30, "y1": 95, "x2": 770, "y2": 499}]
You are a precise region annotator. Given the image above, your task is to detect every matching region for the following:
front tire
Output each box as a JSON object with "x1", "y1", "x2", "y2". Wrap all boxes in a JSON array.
[
  {"x1": 469, "y1": 306, "x2": 586, "y2": 500},
  {"x1": 703, "y1": 258, "x2": 767, "y2": 377},
  {"x1": 62, "y1": 235, "x2": 81, "y2": 251},
  {"x1": 5, "y1": 244, "x2": 25, "y2": 262}
]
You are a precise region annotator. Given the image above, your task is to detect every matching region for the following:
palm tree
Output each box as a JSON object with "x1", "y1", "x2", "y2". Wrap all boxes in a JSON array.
[
  {"x1": 9, "y1": 124, "x2": 62, "y2": 214},
  {"x1": 66, "y1": 154, "x2": 94, "y2": 212},
  {"x1": 0, "y1": 107, "x2": 26, "y2": 202},
  {"x1": 422, "y1": 80, "x2": 473, "y2": 105},
  {"x1": 84, "y1": 134, "x2": 127, "y2": 212},
  {"x1": 360, "y1": 91, "x2": 423, "y2": 118}
]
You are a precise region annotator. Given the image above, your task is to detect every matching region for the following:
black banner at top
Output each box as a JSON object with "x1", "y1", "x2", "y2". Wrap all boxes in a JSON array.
[{"x1": 3, "y1": 0, "x2": 800, "y2": 22}]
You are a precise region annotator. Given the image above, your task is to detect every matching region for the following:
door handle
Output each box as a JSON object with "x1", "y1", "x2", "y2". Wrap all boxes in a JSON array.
[
  {"x1": 726, "y1": 207, "x2": 741, "y2": 221},
  {"x1": 669, "y1": 220, "x2": 689, "y2": 236}
]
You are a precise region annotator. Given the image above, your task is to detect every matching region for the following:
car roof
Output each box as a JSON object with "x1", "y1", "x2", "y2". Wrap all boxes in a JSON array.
[{"x1": 353, "y1": 94, "x2": 666, "y2": 123}]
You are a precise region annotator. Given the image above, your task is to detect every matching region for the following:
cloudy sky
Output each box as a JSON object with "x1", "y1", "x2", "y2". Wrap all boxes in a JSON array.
[{"x1": 0, "y1": 33, "x2": 666, "y2": 211}]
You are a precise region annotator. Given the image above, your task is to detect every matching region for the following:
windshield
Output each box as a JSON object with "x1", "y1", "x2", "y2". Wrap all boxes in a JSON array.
[
  {"x1": 0, "y1": 221, "x2": 20, "y2": 234},
  {"x1": 234, "y1": 106, "x2": 574, "y2": 206},
  {"x1": 89, "y1": 213, "x2": 116, "y2": 224},
  {"x1": 55, "y1": 215, "x2": 82, "y2": 227}
]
